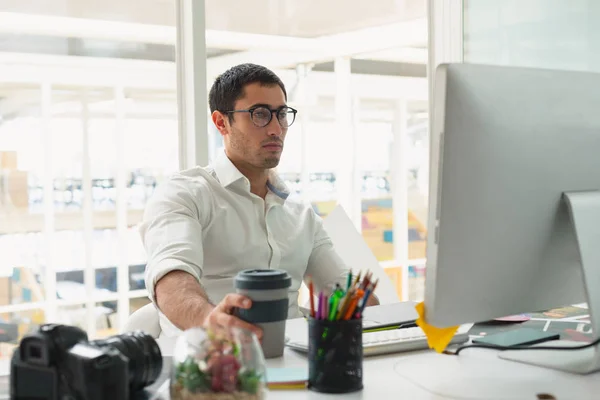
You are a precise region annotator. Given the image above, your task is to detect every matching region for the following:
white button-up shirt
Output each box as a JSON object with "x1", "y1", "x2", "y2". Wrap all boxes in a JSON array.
[{"x1": 140, "y1": 150, "x2": 349, "y2": 337}]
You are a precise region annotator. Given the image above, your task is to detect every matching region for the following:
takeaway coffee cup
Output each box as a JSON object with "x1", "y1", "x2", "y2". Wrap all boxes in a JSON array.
[{"x1": 233, "y1": 269, "x2": 292, "y2": 358}]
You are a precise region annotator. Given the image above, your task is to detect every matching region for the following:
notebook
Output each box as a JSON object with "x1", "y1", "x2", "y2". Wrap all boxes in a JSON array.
[
  {"x1": 361, "y1": 302, "x2": 419, "y2": 330},
  {"x1": 266, "y1": 367, "x2": 308, "y2": 390},
  {"x1": 299, "y1": 302, "x2": 418, "y2": 330}
]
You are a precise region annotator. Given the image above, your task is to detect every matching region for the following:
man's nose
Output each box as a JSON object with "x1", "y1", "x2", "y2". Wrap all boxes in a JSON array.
[{"x1": 266, "y1": 116, "x2": 283, "y2": 137}]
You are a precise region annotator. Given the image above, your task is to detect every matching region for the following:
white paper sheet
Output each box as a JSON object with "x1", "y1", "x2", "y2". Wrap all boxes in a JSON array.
[{"x1": 323, "y1": 205, "x2": 400, "y2": 304}]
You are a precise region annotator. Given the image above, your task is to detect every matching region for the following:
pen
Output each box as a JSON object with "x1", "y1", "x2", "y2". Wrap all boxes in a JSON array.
[
  {"x1": 363, "y1": 322, "x2": 417, "y2": 333},
  {"x1": 357, "y1": 279, "x2": 378, "y2": 317},
  {"x1": 343, "y1": 289, "x2": 363, "y2": 320},
  {"x1": 329, "y1": 292, "x2": 342, "y2": 321},
  {"x1": 346, "y1": 270, "x2": 352, "y2": 292},
  {"x1": 371, "y1": 278, "x2": 379, "y2": 293},
  {"x1": 358, "y1": 285, "x2": 372, "y2": 315},
  {"x1": 352, "y1": 271, "x2": 362, "y2": 289},
  {"x1": 336, "y1": 289, "x2": 355, "y2": 320},
  {"x1": 311, "y1": 269, "x2": 376, "y2": 321},
  {"x1": 317, "y1": 292, "x2": 324, "y2": 320},
  {"x1": 308, "y1": 277, "x2": 315, "y2": 318},
  {"x1": 328, "y1": 292, "x2": 335, "y2": 320},
  {"x1": 360, "y1": 272, "x2": 371, "y2": 290}
]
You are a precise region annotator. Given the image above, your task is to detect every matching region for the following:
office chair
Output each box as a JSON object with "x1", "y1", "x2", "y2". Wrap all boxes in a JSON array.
[{"x1": 123, "y1": 303, "x2": 161, "y2": 338}]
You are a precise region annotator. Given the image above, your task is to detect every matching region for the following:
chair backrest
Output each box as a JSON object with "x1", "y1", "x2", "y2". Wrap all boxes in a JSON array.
[{"x1": 123, "y1": 303, "x2": 162, "y2": 338}]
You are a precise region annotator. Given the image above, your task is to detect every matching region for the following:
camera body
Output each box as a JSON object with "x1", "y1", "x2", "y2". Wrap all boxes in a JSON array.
[{"x1": 10, "y1": 324, "x2": 162, "y2": 400}]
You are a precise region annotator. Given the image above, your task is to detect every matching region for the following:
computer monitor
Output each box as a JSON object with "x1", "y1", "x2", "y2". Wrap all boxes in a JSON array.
[{"x1": 424, "y1": 63, "x2": 600, "y2": 374}]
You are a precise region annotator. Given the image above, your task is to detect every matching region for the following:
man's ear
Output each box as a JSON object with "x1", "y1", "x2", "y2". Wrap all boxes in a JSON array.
[{"x1": 212, "y1": 111, "x2": 230, "y2": 136}]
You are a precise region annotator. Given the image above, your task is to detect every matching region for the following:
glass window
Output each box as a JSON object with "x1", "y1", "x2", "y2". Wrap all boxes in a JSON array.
[
  {"x1": 0, "y1": 1, "x2": 432, "y2": 356},
  {"x1": 464, "y1": 0, "x2": 600, "y2": 72},
  {"x1": 205, "y1": 0, "x2": 429, "y2": 303},
  {"x1": 0, "y1": 1, "x2": 178, "y2": 357}
]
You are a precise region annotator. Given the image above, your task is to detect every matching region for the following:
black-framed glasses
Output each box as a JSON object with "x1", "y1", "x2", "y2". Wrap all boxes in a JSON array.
[{"x1": 226, "y1": 106, "x2": 297, "y2": 128}]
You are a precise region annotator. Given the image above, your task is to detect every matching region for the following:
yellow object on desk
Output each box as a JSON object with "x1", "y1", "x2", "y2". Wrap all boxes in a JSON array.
[{"x1": 415, "y1": 302, "x2": 459, "y2": 353}]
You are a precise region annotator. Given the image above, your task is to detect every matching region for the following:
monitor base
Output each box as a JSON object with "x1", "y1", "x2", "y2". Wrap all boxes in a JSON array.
[{"x1": 499, "y1": 340, "x2": 600, "y2": 374}]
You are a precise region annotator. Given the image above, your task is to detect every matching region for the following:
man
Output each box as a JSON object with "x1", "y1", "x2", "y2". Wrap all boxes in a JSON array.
[{"x1": 140, "y1": 63, "x2": 378, "y2": 339}]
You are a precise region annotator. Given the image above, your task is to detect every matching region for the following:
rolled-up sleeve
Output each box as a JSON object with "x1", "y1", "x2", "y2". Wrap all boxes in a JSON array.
[
  {"x1": 140, "y1": 177, "x2": 205, "y2": 304},
  {"x1": 304, "y1": 216, "x2": 350, "y2": 295}
]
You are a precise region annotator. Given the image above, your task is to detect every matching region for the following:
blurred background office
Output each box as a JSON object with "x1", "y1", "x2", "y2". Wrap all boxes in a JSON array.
[
  {"x1": 0, "y1": 0, "x2": 428, "y2": 358},
  {"x1": 2, "y1": 0, "x2": 597, "y2": 360}
]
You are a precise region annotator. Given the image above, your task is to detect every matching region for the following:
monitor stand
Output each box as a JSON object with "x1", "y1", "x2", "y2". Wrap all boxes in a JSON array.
[{"x1": 499, "y1": 191, "x2": 600, "y2": 374}]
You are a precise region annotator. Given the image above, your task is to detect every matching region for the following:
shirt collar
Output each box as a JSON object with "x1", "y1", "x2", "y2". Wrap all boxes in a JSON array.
[
  {"x1": 266, "y1": 174, "x2": 290, "y2": 201},
  {"x1": 213, "y1": 149, "x2": 290, "y2": 201},
  {"x1": 214, "y1": 149, "x2": 246, "y2": 188}
]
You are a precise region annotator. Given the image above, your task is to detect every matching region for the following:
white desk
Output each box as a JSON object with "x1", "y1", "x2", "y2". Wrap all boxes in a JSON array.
[
  {"x1": 157, "y1": 333, "x2": 600, "y2": 400},
  {"x1": 2, "y1": 335, "x2": 598, "y2": 399}
]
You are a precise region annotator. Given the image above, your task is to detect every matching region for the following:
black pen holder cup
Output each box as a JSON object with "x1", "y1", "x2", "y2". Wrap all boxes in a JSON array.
[{"x1": 307, "y1": 317, "x2": 363, "y2": 393}]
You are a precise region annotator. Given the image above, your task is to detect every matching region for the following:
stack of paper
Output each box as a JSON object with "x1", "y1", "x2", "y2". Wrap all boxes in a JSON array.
[{"x1": 266, "y1": 367, "x2": 307, "y2": 390}]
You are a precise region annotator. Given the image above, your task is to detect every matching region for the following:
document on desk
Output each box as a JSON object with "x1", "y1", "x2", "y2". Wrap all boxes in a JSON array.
[{"x1": 323, "y1": 205, "x2": 398, "y2": 302}]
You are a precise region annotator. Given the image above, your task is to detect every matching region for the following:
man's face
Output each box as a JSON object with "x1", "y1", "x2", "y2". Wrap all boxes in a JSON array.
[{"x1": 214, "y1": 82, "x2": 288, "y2": 170}]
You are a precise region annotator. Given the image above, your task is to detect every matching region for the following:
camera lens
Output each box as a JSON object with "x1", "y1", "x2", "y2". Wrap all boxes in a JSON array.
[{"x1": 92, "y1": 331, "x2": 162, "y2": 391}]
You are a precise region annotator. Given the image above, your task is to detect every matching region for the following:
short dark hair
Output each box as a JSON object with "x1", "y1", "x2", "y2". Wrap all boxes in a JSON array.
[{"x1": 208, "y1": 63, "x2": 287, "y2": 115}]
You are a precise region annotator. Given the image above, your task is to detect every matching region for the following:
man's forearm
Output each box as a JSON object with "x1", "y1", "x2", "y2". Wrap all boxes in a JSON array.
[{"x1": 154, "y1": 270, "x2": 215, "y2": 330}]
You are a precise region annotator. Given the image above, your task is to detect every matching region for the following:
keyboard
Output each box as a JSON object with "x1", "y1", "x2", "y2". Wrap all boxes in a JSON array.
[{"x1": 285, "y1": 324, "x2": 471, "y2": 357}]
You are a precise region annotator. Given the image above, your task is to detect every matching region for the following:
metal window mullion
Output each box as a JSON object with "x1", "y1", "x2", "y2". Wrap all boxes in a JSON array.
[
  {"x1": 0, "y1": 291, "x2": 147, "y2": 313},
  {"x1": 428, "y1": 0, "x2": 464, "y2": 117},
  {"x1": 428, "y1": 0, "x2": 464, "y2": 81},
  {"x1": 127, "y1": 289, "x2": 149, "y2": 299},
  {"x1": 392, "y1": 100, "x2": 410, "y2": 301},
  {"x1": 427, "y1": 0, "x2": 464, "y2": 281},
  {"x1": 81, "y1": 90, "x2": 96, "y2": 336},
  {"x1": 0, "y1": 301, "x2": 47, "y2": 314},
  {"x1": 114, "y1": 86, "x2": 129, "y2": 332},
  {"x1": 176, "y1": 0, "x2": 209, "y2": 170},
  {"x1": 334, "y1": 57, "x2": 361, "y2": 231},
  {"x1": 351, "y1": 95, "x2": 362, "y2": 234},
  {"x1": 41, "y1": 82, "x2": 57, "y2": 323},
  {"x1": 447, "y1": 0, "x2": 464, "y2": 64},
  {"x1": 296, "y1": 64, "x2": 311, "y2": 200}
]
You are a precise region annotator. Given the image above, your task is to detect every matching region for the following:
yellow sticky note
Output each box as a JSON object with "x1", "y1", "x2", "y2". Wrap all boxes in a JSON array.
[{"x1": 415, "y1": 301, "x2": 459, "y2": 353}]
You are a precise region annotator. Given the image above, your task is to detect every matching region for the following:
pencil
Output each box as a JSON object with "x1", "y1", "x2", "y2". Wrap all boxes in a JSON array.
[
  {"x1": 343, "y1": 289, "x2": 363, "y2": 320},
  {"x1": 346, "y1": 269, "x2": 352, "y2": 291},
  {"x1": 352, "y1": 271, "x2": 362, "y2": 289},
  {"x1": 308, "y1": 277, "x2": 315, "y2": 318},
  {"x1": 336, "y1": 289, "x2": 355, "y2": 320},
  {"x1": 371, "y1": 278, "x2": 379, "y2": 292},
  {"x1": 360, "y1": 271, "x2": 371, "y2": 290},
  {"x1": 317, "y1": 292, "x2": 323, "y2": 320},
  {"x1": 357, "y1": 279, "x2": 378, "y2": 316},
  {"x1": 329, "y1": 294, "x2": 341, "y2": 321}
]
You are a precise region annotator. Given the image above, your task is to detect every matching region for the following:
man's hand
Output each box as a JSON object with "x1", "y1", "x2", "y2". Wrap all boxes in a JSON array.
[
  {"x1": 204, "y1": 294, "x2": 263, "y2": 340},
  {"x1": 154, "y1": 271, "x2": 262, "y2": 340}
]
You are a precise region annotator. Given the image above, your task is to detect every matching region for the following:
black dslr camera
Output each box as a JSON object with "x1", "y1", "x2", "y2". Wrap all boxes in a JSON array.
[{"x1": 10, "y1": 324, "x2": 163, "y2": 400}]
